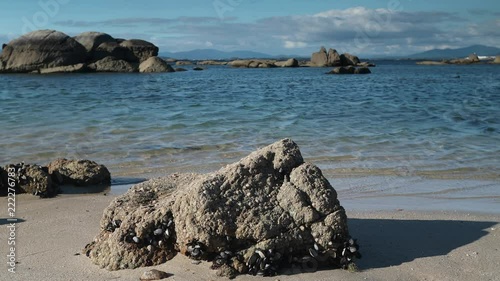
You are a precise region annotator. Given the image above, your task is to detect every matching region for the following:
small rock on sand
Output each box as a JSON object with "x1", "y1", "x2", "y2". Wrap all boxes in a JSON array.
[{"x1": 140, "y1": 269, "x2": 170, "y2": 280}]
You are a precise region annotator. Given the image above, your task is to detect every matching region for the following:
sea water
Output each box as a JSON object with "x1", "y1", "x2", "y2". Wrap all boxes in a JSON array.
[{"x1": 1, "y1": 62, "x2": 499, "y2": 212}]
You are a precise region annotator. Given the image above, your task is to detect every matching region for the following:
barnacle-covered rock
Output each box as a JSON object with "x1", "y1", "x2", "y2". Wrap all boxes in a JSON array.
[
  {"x1": 83, "y1": 175, "x2": 190, "y2": 270},
  {"x1": 84, "y1": 139, "x2": 359, "y2": 275},
  {"x1": 2, "y1": 163, "x2": 55, "y2": 197},
  {"x1": 47, "y1": 158, "x2": 111, "y2": 186},
  {"x1": 1, "y1": 159, "x2": 111, "y2": 197}
]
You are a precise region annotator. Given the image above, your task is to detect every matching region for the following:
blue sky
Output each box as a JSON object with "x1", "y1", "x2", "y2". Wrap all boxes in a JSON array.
[{"x1": 1, "y1": 0, "x2": 499, "y2": 56}]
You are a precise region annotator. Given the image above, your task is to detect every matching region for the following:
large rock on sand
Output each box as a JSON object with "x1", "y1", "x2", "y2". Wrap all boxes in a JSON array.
[
  {"x1": 140, "y1": 269, "x2": 171, "y2": 280},
  {"x1": 84, "y1": 139, "x2": 358, "y2": 276},
  {"x1": 48, "y1": 159, "x2": 111, "y2": 186},
  {"x1": 0, "y1": 30, "x2": 87, "y2": 73},
  {"x1": 139, "y1": 57, "x2": 175, "y2": 73}
]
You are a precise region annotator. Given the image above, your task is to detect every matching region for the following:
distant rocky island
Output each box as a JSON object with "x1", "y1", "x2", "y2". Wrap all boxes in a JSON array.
[
  {"x1": 406, "y1": 44, "x2": 500, "y2": 60},
  {"x1": 0, "y1": 30, "x2": 374, "y2": 74},
  {"x1": 416, "y1": 53, "x2": 500, "y2": 65}
]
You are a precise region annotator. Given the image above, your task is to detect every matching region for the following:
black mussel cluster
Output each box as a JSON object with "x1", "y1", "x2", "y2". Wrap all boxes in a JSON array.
[
  {"x1": 186, "y1": 240, "x2": 206, "y2": 260},
  {"x1": 336, "y1": 237, "x2": 361, "y2": 269},
  {"x1": 203, "y1": 235, "x2": 362, "y2": 277},
  {"x1": 105, "y1": 219, "x2": 122, "y2": 232},
  {"x1": 210, "y1": 250, "x2": 236, "y2": 269},
  {"x1": 292, "y1": 236, "x2": 361, "y2": 270},
  {"x1": 246, "y1": 249, "x2": 282, "y2": 276},
  {"x1": 123, "y1": 215, "x2": 176, "y2": 250},
  {"x1": 8, "y1": 162, "x2": 27, "y2": 183},
  {"x1": 241, "y1": 236, "x2": 361, "y2": 275}
]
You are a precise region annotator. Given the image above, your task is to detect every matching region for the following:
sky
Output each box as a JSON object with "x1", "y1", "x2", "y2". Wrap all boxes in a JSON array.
[{"x1": 0, "y1": 0, "x2": 499, "y2": 56}]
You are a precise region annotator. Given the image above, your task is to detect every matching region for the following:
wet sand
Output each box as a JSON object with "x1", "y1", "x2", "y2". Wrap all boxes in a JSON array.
[{"x1": 1, "y1": 193, "x2": 499, "y2": 281}]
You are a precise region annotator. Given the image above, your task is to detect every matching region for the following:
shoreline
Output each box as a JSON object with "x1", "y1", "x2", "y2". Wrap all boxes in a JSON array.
[
  {"x1": 1, "y1": 193, "x2": 499, "y2": 281},
  {"x1": 107, "y1": 175, "x2": 500, "y2": 214}
]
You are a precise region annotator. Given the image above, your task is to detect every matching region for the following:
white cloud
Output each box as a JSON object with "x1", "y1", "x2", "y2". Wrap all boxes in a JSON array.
[
  {"x1": 4, "y1": 7, "x2": 497, "y2": 56},
  {"x1": 284, "y1": 40, "x2": 307, "y2": 49}
]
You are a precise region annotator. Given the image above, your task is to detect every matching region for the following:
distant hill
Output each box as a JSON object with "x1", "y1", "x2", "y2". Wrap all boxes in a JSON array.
[
  {"x1": 405, "y1": 45, "x2": 500, "y2": 59},
  {"x1": 159, "y1": 49, "x2": 274, "y2": 60}
]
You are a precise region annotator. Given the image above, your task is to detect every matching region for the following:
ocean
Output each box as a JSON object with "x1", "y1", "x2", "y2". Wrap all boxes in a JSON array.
[{"x1": 1, "y1": 61, "x2": 499, "y2": 212}]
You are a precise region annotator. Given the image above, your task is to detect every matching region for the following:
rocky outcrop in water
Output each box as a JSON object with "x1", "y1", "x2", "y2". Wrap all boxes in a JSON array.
[
  {"x1": 229, "y1": 59, "x2": 299, "y2": 68},
  {"x1": 175, "y1": 61, "x2": 193, "y2": 65},
  {"x1": 275, "y1": 58, "x2": 299, "y2": 67},
  {"x1": 492, "y1": 56, "x2": 500, "y2": 64},
  {"x1": 327, "y1": 66, "x2": 371, "y2": 75},
  {"x1": 83, "y1": 139, "x2": 359, "y2": 277},
  {"x1": 340, "y1": 53, "x2": 361, "y2": 66},
  {"x1": 74, "y1": 32, "x2": 115, "y2": 54},
  {"x1": 93, "y1": 41, "x2": 129, "y2": 62},
  {"x1": 229, "y1": 59, "x2": 277, "y2": 68},
  {"x1": 119, "y1": 39, "x2": 159, "y2": 63},
  {"x1": 416, "y1": 53, "x2": 486, "y2": 65},
  {"x1": 468, "y1": 53, "x2": 480, "y2": 62},
  {"x1": 311, "y1": 47, "x2": 353, "y2": 67},
  {"x1": 197, "y1": 60, "x2": 228, "y2": 66},
  {"x1": 139, "y1": 57, "x2": 175, "y2": 73},
  {"x1": 0, "y1": 30, "x2": 87, "y2": 73},
  {"x1": 311, "y1": 47, "x2": 329, "y2": 67},
  {"x1": 88, "y1": 56, "x2": 137, "y2": 72},
  {"x1": 327, "y1": 48, "x2": 342, "y2": 66},
  {"x1": 0, "y1": 159, "x2": 110, "y2": 197},
  {"x1": 0, "y1": 30, "x2": 172, "y2": 74},
  {"x1": 39, "y1": 63, "x2": 88, "y2": 74},
  {"x1": 310, "y1": 47, "x2": 366, "y2": 67}
]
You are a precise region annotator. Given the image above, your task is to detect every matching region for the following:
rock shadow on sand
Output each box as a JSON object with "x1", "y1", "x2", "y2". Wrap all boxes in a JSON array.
[
  {"x1": 349, "y1": 218, "x2": 497, "y2": 269},
  {"x1": 57, "y1": 177, "x2": 147, "y2": 195},
  {"x1": 58, "y1": 184, "x2": 111, "y2": 195},
  {"x1": 0, "y1": 218, "x2": 25, "y2": 225}
]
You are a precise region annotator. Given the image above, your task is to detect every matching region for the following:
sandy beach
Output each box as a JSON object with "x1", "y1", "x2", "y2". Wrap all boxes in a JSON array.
[{"x1": 1, "y1": 193, "x2": 499, "y2": 281}]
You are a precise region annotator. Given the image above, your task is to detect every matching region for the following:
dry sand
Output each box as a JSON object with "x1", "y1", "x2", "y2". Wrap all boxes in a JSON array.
[{"x1": 1, "y1": 193, "x2": 499, "y2": 281}]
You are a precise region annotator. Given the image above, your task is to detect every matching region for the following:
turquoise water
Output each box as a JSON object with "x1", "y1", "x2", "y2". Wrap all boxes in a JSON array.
[{"x1": 1, "y1": 63, "x2": 499, "y2": 186}]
